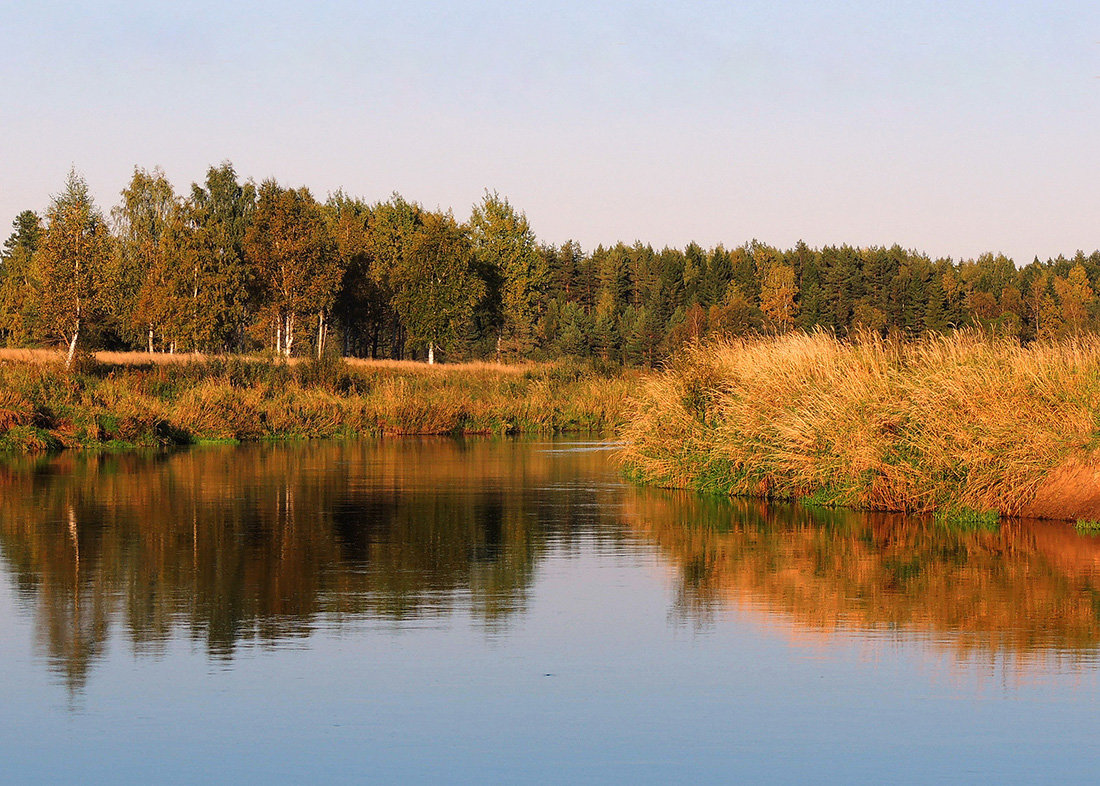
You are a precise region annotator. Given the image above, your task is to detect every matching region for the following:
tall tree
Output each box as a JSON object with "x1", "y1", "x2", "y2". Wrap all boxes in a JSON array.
[
  {"x1": 189, "y1": 162, "x2": 256, "y2": 351},
  {"x1": 759, "y1": 264, "x2": 799, "y2": 333},
  {"x1": 32, "y1": 171, "x2": 112, "y2": 367},
  {"x1": 112, "y1": 166, "x2": 177, "y2": 352},
  {"x1": 469, "y1": 192, "x2": 547, "y2": 359},
  {"x1": 245, "y1": 182, "x2": 339, "y2": 357},
  {"x1": 327, "y1": 193, "x2": 388, "y2": 358},
  {"x1": 391, "y1": 211, "x2": 484, "y2": 364},
  {"x1": 0, "y1": 210, "x2": 41, "y2": 345},
  {"x1": 365, "y1": 194, "x2": 425, "y2": 359},
  {"x1": 1053, "y1": 264, "x2": 1095, "y2": 335}
]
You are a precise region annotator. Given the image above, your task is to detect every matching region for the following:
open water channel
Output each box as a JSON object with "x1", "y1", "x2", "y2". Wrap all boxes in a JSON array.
[{"x1": 1, "y1": 438, "x2": 1099, "y2": 782}]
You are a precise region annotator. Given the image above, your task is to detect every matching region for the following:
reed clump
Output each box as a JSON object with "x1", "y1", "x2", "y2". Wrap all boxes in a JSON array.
[
  {"x1": 619, "y1": 330, "x2": 1100, "y2": 518},
  {"x1": 0, "y1": 356, "x2": 635, "y2": 451}
]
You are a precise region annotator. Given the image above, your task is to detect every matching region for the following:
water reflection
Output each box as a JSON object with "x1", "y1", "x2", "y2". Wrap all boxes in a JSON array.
[
  {"x1": 3, "y1": 440, "x2": 1100, "y2": 696},
  {"x1": 623, "y1": 488, "x2": 1100, "y2": 665},
  {"x1": 0, "y1": 440, "x2": 630, "y2": 692}
]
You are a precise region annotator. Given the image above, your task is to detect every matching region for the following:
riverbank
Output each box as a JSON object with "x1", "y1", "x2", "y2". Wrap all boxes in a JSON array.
[
  {"x1": 0, "y1": 355, "x2": 634, "y2": 450},
  {"x1": 618, "y1": 331, "x2": 1100, "y2": 523}
]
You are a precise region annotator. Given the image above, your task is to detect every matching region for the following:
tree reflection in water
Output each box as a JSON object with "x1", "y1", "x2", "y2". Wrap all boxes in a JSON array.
[
  {"x1": 4, "y1": 441, "x2": 1100, "y2": 696},
  {"x1": 0, "y1": 440, "x2": 628, "y2": 693}
]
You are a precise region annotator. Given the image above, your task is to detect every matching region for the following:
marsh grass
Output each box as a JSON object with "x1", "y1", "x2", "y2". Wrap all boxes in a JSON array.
[
  {"x1": 619, "y1": 330, "x2": 1100, "y2": 517},
  {"x1": 933, "y1": 507, "x2": 1001, "y2": 531},
  {"x1": 0, "y1": 356, "x2": 634, "y2": 451}
]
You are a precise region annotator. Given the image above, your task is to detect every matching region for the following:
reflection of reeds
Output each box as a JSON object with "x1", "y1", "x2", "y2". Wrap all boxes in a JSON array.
[
  {"x1": 620, "y1": 330, "x2": 1100, "y2": 519},
  {"x1": 0, "y1": 357, "x2": 634, "y2": 450},
  {"x1": 623, "y1": 487, "x2": 1100, "y2": 663}
]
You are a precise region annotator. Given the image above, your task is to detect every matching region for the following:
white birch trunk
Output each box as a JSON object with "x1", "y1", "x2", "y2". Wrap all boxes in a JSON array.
[
  {"x1": 65, "y1": 323, "x2": 80, "y2": 369},
  {"x1": 428, "y1": 342, "x2": 435, "y2": 365}
]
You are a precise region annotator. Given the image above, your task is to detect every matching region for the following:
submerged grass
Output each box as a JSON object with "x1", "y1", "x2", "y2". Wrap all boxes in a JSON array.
[
  {"x1": 0, "y1": 355, "x2": 634, "y2": 452},
  {"x1": 619, "y1": 330, "x2": 1100, "y2": 519}
]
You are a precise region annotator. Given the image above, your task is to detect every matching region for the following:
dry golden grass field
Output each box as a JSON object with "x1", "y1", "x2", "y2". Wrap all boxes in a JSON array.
[{"x1": 0, "y1": 347, "x2": 531, "y2": 374}]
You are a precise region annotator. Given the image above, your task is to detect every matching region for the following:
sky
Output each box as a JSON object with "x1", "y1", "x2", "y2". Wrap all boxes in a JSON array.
[{"x1": 1, "y1": 0, "x2": 1098, "y2": 265}]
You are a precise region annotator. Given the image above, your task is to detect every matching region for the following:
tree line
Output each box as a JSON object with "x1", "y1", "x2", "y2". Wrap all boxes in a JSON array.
[{"x1": 2, "y1": 163, "x2": 1099, "y2": 367}]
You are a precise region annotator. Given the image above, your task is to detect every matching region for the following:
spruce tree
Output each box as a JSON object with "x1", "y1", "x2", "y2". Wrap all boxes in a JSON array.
[{"x1": 0, "y1": 210, "x2": 41, "y2": 345}]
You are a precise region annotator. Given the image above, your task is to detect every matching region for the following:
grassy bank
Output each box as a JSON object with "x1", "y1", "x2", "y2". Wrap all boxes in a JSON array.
[
  {"x1": 619, "y1": 331, "x2": 1100, "y2": 521},
  {"x1": 0, "y1": 355, "x2": 634, "y2": 451}
]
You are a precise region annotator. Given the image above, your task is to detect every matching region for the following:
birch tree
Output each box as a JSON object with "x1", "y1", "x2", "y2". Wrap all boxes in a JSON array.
[
  {"x1": 112, "y1": 167, "x2": 177, "y2": 352},
  {"x1": 189, "y1": 163, "x2": 256, "y2": 351},
  {"x1": 392, "y1": 211, "x2": 484, "y2": 364},
  {"x1": 469, "y1": 191, "x2": 547, "y2": 358},
  {"x1": 32, "y1": 171, "x2": 112, "y2": 367},
  {"x1": 245, "y1": 182, "x2": 338, "y2": 357},
  {"x1": 759, "y1": 264, "x2": 799, "y2": 333}
]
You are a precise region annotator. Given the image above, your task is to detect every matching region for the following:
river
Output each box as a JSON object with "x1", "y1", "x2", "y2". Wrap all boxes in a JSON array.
[{"x1": 1, "y1": 438, "x2": 1098, "y2": 782}]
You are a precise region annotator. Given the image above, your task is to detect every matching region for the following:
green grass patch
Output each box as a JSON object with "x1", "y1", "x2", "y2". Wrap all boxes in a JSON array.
[
  {"x1": 933, "y1": 507, "x2": 1000, "y2": 531},
  {"x1": 799, "y1": 486, "x2": 850, "y2": 508}
]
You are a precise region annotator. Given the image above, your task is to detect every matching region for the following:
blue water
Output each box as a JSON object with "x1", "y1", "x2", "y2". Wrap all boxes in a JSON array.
[{"x1": 0, "y1": 439, "x2": 1098, "y2": 783}]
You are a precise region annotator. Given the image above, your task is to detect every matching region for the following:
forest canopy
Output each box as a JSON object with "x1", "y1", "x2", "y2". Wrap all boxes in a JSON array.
[{"x1": 2, "y1": 163, "x2": 1099, "y2": 366}]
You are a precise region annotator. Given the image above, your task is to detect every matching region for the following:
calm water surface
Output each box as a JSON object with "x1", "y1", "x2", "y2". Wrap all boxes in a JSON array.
[{"x1": 2, "y1": 438, "x2": 1100, "y2": 783}]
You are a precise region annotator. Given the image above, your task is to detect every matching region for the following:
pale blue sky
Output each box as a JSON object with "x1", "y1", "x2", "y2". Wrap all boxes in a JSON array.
[{"x1": 2, "y1": 0, "x2": 1097, "y2": 263}]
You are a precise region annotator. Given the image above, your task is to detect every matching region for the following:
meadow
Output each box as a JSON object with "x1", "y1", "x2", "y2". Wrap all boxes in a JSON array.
[{"x1": 0, "y1": 351, "x2": 632, "y2": 450}]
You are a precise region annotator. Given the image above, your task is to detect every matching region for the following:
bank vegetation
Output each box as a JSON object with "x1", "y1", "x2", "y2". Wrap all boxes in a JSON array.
[
  {"x1": 619, "y1": 330, "x2": 1100, "y2": 522},
  {"x1": 0, "y1": 355, "x2": 632, "y2": 451}
]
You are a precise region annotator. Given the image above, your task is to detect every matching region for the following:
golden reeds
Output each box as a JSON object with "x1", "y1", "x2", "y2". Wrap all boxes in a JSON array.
[{"x1": 619, "y1": 330, "x2": 1100, "y2": 519}]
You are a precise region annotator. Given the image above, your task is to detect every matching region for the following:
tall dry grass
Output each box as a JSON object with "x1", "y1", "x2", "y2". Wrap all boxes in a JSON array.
[
  {"x1": 0, "y1": 355, "x2": 635, "y2": 451},
  {"x1": 619, "y1": 330, "x2": 1100, "y2": 517}
]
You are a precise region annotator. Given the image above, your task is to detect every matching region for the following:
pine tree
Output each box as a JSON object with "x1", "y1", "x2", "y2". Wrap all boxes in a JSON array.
[{"x1": 0, "y1": 210, "x2": 41, "y2": 345}]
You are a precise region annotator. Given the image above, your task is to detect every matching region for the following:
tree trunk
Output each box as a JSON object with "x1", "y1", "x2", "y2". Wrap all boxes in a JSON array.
[
  {"x1": 285, "y1": 313, "x2": 294, "y2": 358},
  {"x1": 148, "y1": 327, "x2": 154, "y2": 354},
  {"x1": 276, "y1": 316, "x2": 282, "y2": 356},
  {"x1": 317, "y1": 311, "x2": 325, "y2": 360},
  {"x1": 65, "y1": 324, "x2": 80, "y2": 369},
  {"x1": 428, "y1": 342, "x2": 435, "y2": 365}
]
